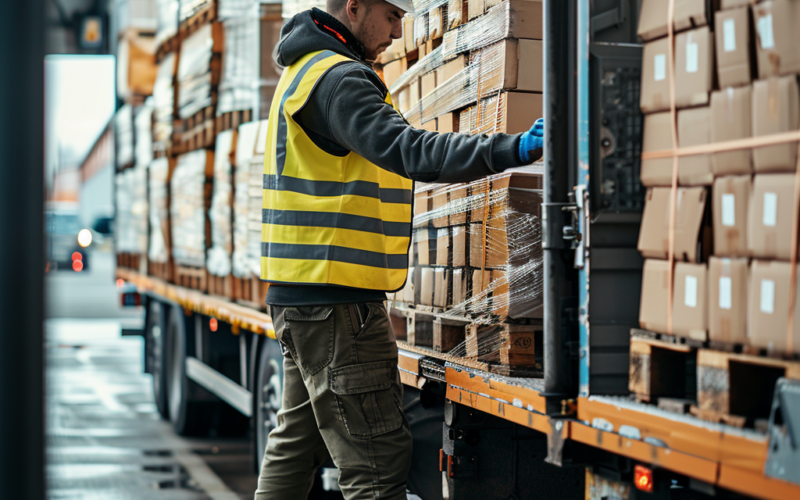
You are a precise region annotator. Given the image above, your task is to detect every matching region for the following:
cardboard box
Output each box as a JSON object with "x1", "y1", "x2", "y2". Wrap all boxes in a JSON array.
[
  {"x1": 397, "y1": 86, "x2": 411, "y2": 113},
  {"x1": 452, "y1": 268, "x2": 467, "y2": 306},
  {"x1": 453, "y1": 226, "x2": 467, "y2": 267},
  {"x1": 708, "y1": 257, "x2": 749, "y2": 344},
  {"x1": 752, "y1": 0, "x2": 800, "y2": 78},
  {"x1": 421, "y1": 118, "x2": 437, "y2": 132},
  {"x1": 715, "y1": 8, "x2": 752, "y2": 89},
  {"x1": 721, "y1": 0, "x2": 750, "y2": 8},
  {"x1": 468, "y1": 0, "x2": 485, "y2": 21},
  {"x1": 710, "y1": 86, "x2": 752, "y2": 176},
  {"x1": 471, "y1": 269, "x2": 493, "y2": 298},
  {"x1": 409, "y1": 78, "x2": 421, "y2": 109},
  {"x1": 437, "y1": 112, "x2": 457, "y2": 133},
  {"x1": 673, "y1": 262, "x2": 708, "y2": 340},
  {"x1": 429, "y1": 6, "x2": 445, "y2": 39},
  {"x1": 420, "y1": 267, "x2": 435, "y2": 306},
  {"x1": 438, "y1": 55, "x2": 467, "y2": 85},
  {"x1": 678, "y1": 106, "x2": 713, "y2": 186},
  {"x1": 748, "y1": 259, "x2": 800, "y2": 352},
  {"x1": 402, "y1": 266, "x2": 415, "y2": 303},
  {"x1": 638, "y1": 0, "x2": 710, "y2": 42},
  {"x1": 493, "y1": 0, "x2": 544, "y2": 40},
  {"x1": 414, "y1": 189, "x2": 432, "y2": 219},
  {"x1": 641, "y1": 38, "x2": 671, "y2": 114},
  {"x1": 469, "y1": 92, "x2": 544, "y2": 135},
  {"x1": 436, "y1": 228, "x2": 450, "y2": 266},
  {"x1": 377, "y1": 36, "x2": 405, "y2": 65},
  {"x1": 421, "y1": 71, "x2": 437, "y2": 99},
  {"x1": 639, "y1": 259, "x2": 670, "y2": 333},
  {"x1": 492, "y1": 265, "x2": 543, "y2": 319},
  {"x1": 415, "y1": 227, "x2": 438, "y2": 265},
  {"x1": 641, "y1": 112, "x2": 674, "y2": 187},
  {"x1": 433, "y1": 267, "x2": 450, "y2": 308},
  {"x1": 404, "y1": 15, "x2": 416, "y2": 53},
  {"x1": 638, "y1": 187, "x2": 708, "y2": 262},
  {"x1": 431, "y1": 186, "x2": 449, "y2": 227},
  {"x1": 479, "y1": 39, "x2": 544, "y2": 95},
  {"x1": 449, "y1": 184, "x2": 468, "y2": 225},
  {"x1": 675, "y1": 27, "x2": 715, "y2": 109},
  {"x1": 751, "y1": 76, "x2": 800, "y2": 173},
  {"x1": 382, "y1": 57, "x2": 407, "y2": 89},
  {"x1": 748, "y1": 173, "x2": 797, "y2": 260},
  {"x1": 116, "y1": 32, "x2": 157, "y2": 98},
  {"x1": 713, "y1": 175, "x2": 751, "y2": 257}
]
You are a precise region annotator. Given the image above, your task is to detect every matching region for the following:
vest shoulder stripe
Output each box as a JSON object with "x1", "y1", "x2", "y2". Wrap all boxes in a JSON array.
[
  {"x1": 262, "y1": 242, "x2": 409, "y2": 270},
  {"x1": 262, "y1": 208, "x2": 411, "y2": 238},
  {"x1": 263, "y1": 174, "x2": 412, "y2": 204}
]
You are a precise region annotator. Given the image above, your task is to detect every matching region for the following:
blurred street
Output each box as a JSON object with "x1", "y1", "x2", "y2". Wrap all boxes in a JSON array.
[{"x1": 46, "y1": 249, "x2": 258, "y2": 499}]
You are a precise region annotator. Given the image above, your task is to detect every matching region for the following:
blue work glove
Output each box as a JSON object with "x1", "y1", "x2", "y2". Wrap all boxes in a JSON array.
[{"x1": 518, "y1": 118, "x2": 544, "y2": 164}]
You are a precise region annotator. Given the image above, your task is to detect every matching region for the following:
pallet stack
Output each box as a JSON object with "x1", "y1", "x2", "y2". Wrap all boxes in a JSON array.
[{"x1": 632, "y1": 0, "x2": 800, "y2": 430}]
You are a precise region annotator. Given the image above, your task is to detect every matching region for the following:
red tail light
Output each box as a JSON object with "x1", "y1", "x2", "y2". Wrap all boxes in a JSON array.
[
  {"x1": 634, "y1": 465, "x2": 653, "y2": 493},
  {"x1": 72, "y1": 260, "x2": 83, "y2": 272},
  {"x1": 116, "y1": 279, "x2": 124, "y2": 287},
  {"x1": 72, "y1": 252, "x2": 82, "y2": 262},
  {"x1": 209, "y1": 318, "x2": 218, "y2": 332}
]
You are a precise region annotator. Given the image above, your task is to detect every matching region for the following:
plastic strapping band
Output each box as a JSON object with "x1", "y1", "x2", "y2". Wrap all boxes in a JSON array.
[
  {"x1": 666, "y1": 0, "x2": 678, "y2": 335},
  {"x1": 787, "y1": 144, "x2": 800, "y2": 353},
  {"x1": 640, "y1": 130, "x2": 800, "y2": 160}
]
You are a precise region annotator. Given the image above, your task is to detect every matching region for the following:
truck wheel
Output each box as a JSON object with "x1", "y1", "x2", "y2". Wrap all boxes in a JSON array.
[
  {"x1": 165, "y1": 306, "x2": 215, "y2": 436},
  {"x1": 254, "y1": 338, "x2": 283, "y2": 471},
  {"x1": 147, "y1": 300, "x2": 170, "y2": 420}
]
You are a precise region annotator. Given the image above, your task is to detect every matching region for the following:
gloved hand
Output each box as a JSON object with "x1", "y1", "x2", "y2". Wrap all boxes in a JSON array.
[{"x1": 518, "y1": 118, "x2": 544, "y2": 164}]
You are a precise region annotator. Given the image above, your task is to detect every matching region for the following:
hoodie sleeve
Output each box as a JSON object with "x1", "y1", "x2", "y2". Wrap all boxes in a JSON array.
[{"x1": 295, "y1": 63, "x2": 527, "y2": 183}]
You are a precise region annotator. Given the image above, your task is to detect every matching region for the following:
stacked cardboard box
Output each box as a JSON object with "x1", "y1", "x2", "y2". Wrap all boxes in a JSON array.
[
  {"x1": 176, "y1": 23, "x2": 222, "y2": 120},
  {"x1": 207, "y1": 129, "x2": 236, "y2": 279},
  {"x1": 171, "y1": 150, "x2": 214, "y2": 269},
  {"x1": 155, "y1": 0, "x2": 179, "y2": 48},
  {"x1": 152, "y1": 52, "x2": 176, "y2": 154},
  {"x1": 117, "y1": 29, "x2": 158, "y2": 101},
  {"x1": 384, "y1": 0, "x2": 543, "y2": 135},
  {"x1": 247, "y1": 121, "x2": 269, "y2": 279},
  {"x1": 135, "y1": 99, "x2": 155, "y2": 168},
  {"x1": 115, "y1": 165, "x2": 150, "y2": 258},
  {"x1": 115, "y1": 104, "x2": 136, "y2": 168},
  {"x1": 148, "y1": 157, "x2": 172, "y2": 271},
  {"x1": 637, "y1": 0, "x2": 800, "y2": 353},
  {"x1": 232, "y1": 120, "x2": 261, "y2": 281},
  {"x1": 391, "y1": 170, "x2": 543, "y2": 322}
]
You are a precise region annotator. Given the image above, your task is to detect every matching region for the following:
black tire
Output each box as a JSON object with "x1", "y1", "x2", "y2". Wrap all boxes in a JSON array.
[
  {"x1": 254, "y1": 338, "x2": 284, "y2": 471},
  {"x1": 165, "y1": 306, "x2": 216, "y2": 436},
  {"x1": 147, "y1": 300, "x2": 170, "y2": 420}
]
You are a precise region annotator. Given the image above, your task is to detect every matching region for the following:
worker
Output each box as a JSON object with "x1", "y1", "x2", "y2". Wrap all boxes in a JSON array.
[{"x1": 254, "y1": 0, "x2": 543, "y2": 498}]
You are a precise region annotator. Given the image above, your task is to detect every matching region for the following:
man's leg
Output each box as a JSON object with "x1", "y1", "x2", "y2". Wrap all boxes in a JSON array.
[
  {"x1": 278, "y1": 303, "x2": 413, "y2": 500},
  {"x1": 255, "y1": 311, "x2": 329, "y2": 500}
]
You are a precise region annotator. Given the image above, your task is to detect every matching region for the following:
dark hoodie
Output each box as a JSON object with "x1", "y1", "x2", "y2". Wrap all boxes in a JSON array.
[{"x1": 266, "y1": 8, "x2": 529, "y2": 307}]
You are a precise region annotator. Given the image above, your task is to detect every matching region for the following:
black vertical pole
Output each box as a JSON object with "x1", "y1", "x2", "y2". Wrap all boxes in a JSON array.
[
  {"x1": 542, "y1": 0, "x2": 575, "y2": 414},
  {"x1": 0, "y1": 1, "x2": 46, "y2": 498}
]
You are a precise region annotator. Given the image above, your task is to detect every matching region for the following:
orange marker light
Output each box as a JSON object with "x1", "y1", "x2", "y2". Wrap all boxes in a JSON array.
[
  {"x1": 634, "y1": 465, "x2": 653, "y2": 493},
  {"x1": 116, "y1": 279, "x2": 124, "y2": 288},
  {"x1": 72, "y1": 260, "x2": 83, "y2": 272},
  {"x1": 209, "y1": 318, "x2": 218, "y2": 332},
  {"x1": 72, "y1": 252, "x2": 82, "y2": 262}
]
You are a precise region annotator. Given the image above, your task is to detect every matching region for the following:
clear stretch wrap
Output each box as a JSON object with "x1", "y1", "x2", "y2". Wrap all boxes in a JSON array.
[
  {"x1": 155, "y1": 0, "x2": 179, "y2": 46},
  {"x1": 179, "y1": 0, "x2": 213, "y2": 23},
  {"x1": 148, "y1": 157, "x2": 170, "y2": 263},
  {"x1": 282, "y1": 0, "x2": 326, "y2": 19},
  {"x1": 218, "y1": 14, "x2": 259, "y2": 115},
  {"x1": 393, "y1": 168, "x2": 544, "y2": 326},
  {"x1": 232, "y1": 121, "x2": 261, "y2": 278},
  {"x1": 171, "y1": 150, "x2": 210, "y2": 268},
  {"x1": 218, "y1": 0, "x2": 258, "y2": 19},
  {"x1": 207, "y1": 130, "x2": 235, "y2": 276},
  {"x1": 153, "y1": 52, "x2": 175, "y2": 152},
  {"x1": 115, "y1": 166, "x2": 149, "y2": 254},
  {"x1": 447, "y1": 0, "x2": 463, "y2": 30},
  {"x1": 177, "y1": 24, "x2": 214, "y2": 119},
  {"x1": 134, "y1": 98, "x2": 154, "y2": 168},
  {"x1": 115, "y1": 104, "x2": 135, "y2": 168},
  {"x1": 113, "y1": 0, "x2": 158, "y2": 37},
  {"x1": 247, "y1": 121, "x2": 269, "y2": 277}
]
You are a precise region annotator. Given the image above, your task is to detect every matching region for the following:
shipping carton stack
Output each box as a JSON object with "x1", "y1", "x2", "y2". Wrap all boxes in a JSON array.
[
  {"x1": 384, "y1": 0, "x2": 543, "y2": 135},
  {"x1": 206, "y1": 129, "x2": 236, "y2": 297},
  {"x1": 155, "y1": 0, "x2": 180, "y2": 60},
  {"x1": 115, "y1": 104, "x2": 136, "y2": 170},
  {"x1": 634, "y1": 0, "x2": 800, "y2": 426},
  {"x1": 115, "y1": 165, "x2": 149, "y2": 273},
  {"x1": 148, "y1": 157, "x2": 175, "y2": 281},
  {"x1": 170, "y1": 149, "x2": 215, "y2": 291}
]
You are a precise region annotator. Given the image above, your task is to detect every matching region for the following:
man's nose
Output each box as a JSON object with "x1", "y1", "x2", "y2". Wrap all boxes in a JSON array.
[{"x1": 390, "y1": 20, "x2": 402, "y2": 40}]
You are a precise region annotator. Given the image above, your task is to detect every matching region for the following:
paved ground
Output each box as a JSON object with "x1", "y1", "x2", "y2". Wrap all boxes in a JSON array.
[{"x1": 46, "y1": 249, "x2": 259, "y2": 500}]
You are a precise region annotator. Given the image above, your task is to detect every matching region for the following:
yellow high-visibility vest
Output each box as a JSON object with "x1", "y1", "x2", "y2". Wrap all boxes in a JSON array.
[{"x1": 260, "y1": 50, "x2": 413, "y2": 291}]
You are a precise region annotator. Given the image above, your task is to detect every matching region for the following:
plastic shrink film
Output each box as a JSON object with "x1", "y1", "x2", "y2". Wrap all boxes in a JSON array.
[
  {"x1": 134, "y1": 99, "x2": 154, "y2": 168},
  {"x1": 155, "y1": 0, "x2": 179, "y2": 46},
  {"x1": 177, "y1": 24, "x2": 214, "y2": 119},
  {"x1": 218, "y1": 0, "x2": 258, "y2": 19},
  {"x1": 171, "y1": 150, "x2": 210, "y2": 268},
  {"x1": 180, "y1": 0, "x2": 213, "y2": 23},
  {"x1": 447, "y1": 0, "x2": 464, "y2": 30},
  {"x1": 232, "y1": 121, "x2": 261, "y2": 278},
  {"x1": 115, "y1": 104, "x2": 135, "y2": 168},
  {"x1": 207, "y1": 130, "x2": 235, "y2": 276},
  {"x1": 153, "y1": 52, "x2": 175, "y2": 152},
  {"x1": 115, "y1": 166, "x2": 149, "y2": 255},
  {"x1": 247, "y1": 121, "x2": 269, "y2": 277},
  {"x1": 282, "y1": 0, "x2": 326, "y2": 20},
  {"x1": 113, "y1": 0, "x2": 158, "y2": 37},
  {"x1": 148, "y1": 157, "x2": 171, "y2": 263},
  {"x1": 218, "y1": 11, "x2": 258, "y2": 115}
]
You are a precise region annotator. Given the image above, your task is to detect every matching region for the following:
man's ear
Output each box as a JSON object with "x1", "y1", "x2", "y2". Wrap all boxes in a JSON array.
[{"x1": 346, "y1": 0, "x2": 361, "y2": 22}]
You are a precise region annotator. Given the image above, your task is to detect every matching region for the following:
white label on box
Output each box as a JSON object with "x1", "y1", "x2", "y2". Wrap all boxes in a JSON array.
[
  {"x1": 654, "y1": 54, "x2": 666, "y2": 82},
  {"x1": 684, "y1": 275, "x2": 698, "y2": 308},
  {"x1": 763, "y1": 192, "x2": 778, "y2": 227},
  {"x1": 686, "y1": 42, "x2": 699, "y2": 73},
  {"x1": 723, "y1": 18, "x2": 737, "y2": 52},
  {"x1": 758, "y1": 14, "x2": 775, "y2": 49},
  {"x1": 761, "y1": 279, "x2": 775, "y2": 314},
  {"x1": 719, "y1": 277, "x2": 732, "y2": 310},
  {"x1": 721, "y1": 193, "x2": 736, "y2": 226}
]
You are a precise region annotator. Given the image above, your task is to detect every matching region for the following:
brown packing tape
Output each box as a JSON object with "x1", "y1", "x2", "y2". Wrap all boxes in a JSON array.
[
  {"x1": 666, "y1": 0, "x2": 679, "y2": 335},
  {"x1": 641, "y1": 130, "x2": 800, "y2": 160},
  {"x1": 788, "y1": 145, "x2": 800, "y2": 353}
]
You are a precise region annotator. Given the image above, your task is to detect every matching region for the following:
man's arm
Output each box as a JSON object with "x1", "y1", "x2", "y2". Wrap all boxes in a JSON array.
[{"x1": 295, "y1": 63, "x2": 528, "y2": 183}]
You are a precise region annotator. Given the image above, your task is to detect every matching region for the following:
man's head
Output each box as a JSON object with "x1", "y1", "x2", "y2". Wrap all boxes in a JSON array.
[{"x1": 327, "y1": 0, "x2": 405, "y2": 61}]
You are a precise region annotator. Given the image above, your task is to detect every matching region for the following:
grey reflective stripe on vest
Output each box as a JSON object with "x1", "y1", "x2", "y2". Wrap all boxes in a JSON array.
[
  {"x1": 262, "y1": 242, "x2": 408, "y2": 270},
  {"x1": 262, "y1": 208, "x2": 411, "y2": 238},
  {"x1": 263, "y1": 174, "x2": 412, "y2": 204}
]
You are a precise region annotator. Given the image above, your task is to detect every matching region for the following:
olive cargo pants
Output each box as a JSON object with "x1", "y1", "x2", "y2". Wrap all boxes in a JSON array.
[{"x1": 255, "y1": 303, "x2": 413, "y2": 500}]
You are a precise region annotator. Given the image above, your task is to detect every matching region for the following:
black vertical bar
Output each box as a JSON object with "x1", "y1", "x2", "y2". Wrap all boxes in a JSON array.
[
  {"x1": 0, "y1": 1, "x2": 46, "y2": 498},
  {"x1": 542, "y1": 0, "x2": 576, "y2": 413}
]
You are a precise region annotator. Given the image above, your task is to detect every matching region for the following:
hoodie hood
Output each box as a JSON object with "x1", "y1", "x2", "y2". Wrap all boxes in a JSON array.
[{"x1": 274, "y1": 8, "x2": 367, "y2": 68}]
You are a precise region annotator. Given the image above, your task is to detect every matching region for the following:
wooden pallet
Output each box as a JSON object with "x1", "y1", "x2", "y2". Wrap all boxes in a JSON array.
[
  {"x1": 155, "y1": 34, "x2": 179, "y2": 64},
  {"x1": 215, "y1": 109, "x2": 252, "y2": 134},
  {"x1": 178, "y1": 1, "x2": 218, "y2": 39},
  {"x1": 172, "y1": 106, "x2": 217, "y2": 154},
  {"x1": 207, "y1": 272, "x2": 233, "y2": 299},
  {"x1": 629, "y1": 335, "x2": 696, "y2": 404},
  {"x1": 631, "y1": 327, "x2": 707, "y2": 349},
  {"x1": 117, "y1": 252, "x2": 142, "y2": 271},
  {"x1": 696, "y1": 349, "x2": 800, "y2": 428},
  {"x1": 230, "y1": 275, "x2": 268, "y2": 310},
  {"x1": 708, "y1": 340, "x2": 800, "y2": 361},
  {"x1": 174, "y1": 265, "x2": 207, "y2": 292},
  {"x1": 148, "y1": 260, "x2": 173, "y2": 282}
]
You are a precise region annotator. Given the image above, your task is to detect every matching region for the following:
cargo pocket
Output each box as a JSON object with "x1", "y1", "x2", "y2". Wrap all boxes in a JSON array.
[
  {"x1": 329, "y1": 360, "x2": 403, "y2": 439},
  {"x1": 283, "y1": 306, "x2": 335, "y2": 376}
]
